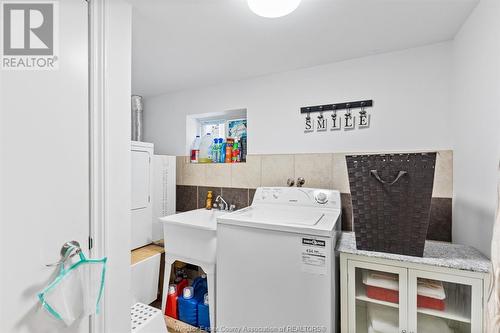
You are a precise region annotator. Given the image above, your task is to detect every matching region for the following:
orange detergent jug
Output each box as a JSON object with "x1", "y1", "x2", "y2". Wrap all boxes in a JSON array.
[
  {"x1": 165, "y1": 284, "x2": 178, "y2": 318},
  {"x1": 165, "y1": 278, "x2": 189, "y2": 318}
]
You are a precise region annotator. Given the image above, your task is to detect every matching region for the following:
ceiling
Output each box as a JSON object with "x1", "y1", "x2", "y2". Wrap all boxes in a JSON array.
[{"x1": 130, "y1": 0, "x2": 478, "y2": 97}]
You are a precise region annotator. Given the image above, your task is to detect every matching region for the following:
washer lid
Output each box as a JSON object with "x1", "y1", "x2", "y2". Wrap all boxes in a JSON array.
[{"x1": 217, "y1": 205, "x2": 340, "y2": 236}]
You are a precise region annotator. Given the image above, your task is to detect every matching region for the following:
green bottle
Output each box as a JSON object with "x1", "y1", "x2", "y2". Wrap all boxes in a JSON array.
[{"x1": 232, "y1": 141, "x2": 239, "y2": 163}]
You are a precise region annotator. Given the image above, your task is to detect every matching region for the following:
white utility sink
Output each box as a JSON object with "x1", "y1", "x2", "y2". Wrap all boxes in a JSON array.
[{"x1": 159, "y1": 209, "x2": 228, "y2": 264}]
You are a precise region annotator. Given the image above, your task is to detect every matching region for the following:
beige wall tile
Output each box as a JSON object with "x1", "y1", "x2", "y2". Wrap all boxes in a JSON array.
[
  {"x1": 231, "y1": 155, "x2": 262, "y2": 188},
  {"x1": 205, "y1": 163, "x2": 232, "y2": 187},
  {"x1": 433, "y1": 150, "x2": 453, "y2": 198},
  {"x1": 182, "y1": 160, "x2": 206, "y2": 186},
  {"x1": 332, "y1": 153, "x2": 351, "y2": 193},
  {"x1": 176, "y1": 156, "x2": 185, "y2": 185},
  {"x1": 261, "y1": 155, "x2": 295, "y2": 187},
  {"x1": 175, "y1": 151, "x2": 453, "y2": 197},
  {"x1": 294, "y1": 154, "x2": 333, "y2": 189}
]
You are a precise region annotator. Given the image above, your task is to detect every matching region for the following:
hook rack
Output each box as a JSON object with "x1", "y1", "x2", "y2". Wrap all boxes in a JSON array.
[{"x1": 300, "y1": 100, "x2": 373, "y2": 114}]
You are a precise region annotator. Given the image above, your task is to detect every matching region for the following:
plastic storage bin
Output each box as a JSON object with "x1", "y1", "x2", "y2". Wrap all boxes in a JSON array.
[{"x1": 131, "y1": 303, "x2": 168, "y2": 333}]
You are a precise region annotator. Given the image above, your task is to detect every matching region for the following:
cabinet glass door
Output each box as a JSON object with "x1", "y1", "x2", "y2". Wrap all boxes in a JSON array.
[
  {"x1": 408, "y1": 270, "x2": 482, "y2": 333},
  {"x1": 347, "y1": 261, "x2": 407, "y2": 333}
]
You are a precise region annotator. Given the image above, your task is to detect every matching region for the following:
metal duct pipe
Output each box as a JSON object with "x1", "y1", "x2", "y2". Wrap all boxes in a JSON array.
[{"x1": 131, "y1": 95, "x2": 143, "y2": 141}]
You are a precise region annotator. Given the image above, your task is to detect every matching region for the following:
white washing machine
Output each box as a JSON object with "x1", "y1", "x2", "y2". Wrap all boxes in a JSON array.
[{"x1": 217, "y1": 187, "x2": 341, "y2": 332}]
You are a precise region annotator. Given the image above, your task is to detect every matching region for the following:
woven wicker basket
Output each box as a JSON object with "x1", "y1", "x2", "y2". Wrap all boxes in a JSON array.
[{"x1": 346, "y1": 153, "x2": 436, "y2": 257}]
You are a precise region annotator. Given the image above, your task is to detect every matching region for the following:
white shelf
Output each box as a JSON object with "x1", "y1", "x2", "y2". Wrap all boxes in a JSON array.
[{"x1": 356, "y1": 293, "x2": 400, "y2": 309}]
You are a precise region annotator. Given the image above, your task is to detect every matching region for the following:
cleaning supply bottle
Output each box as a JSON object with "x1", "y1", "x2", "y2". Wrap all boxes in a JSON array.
[
  {"x1": 197, "y1": 293, "x2": 210, "y2": 331},
  {"x1": 205, "y1": 191, "x2": 213, "y2": 210},
  {"x1": 219, "y1": 138, "x2": 226, "y2": 163},
  {"x1": 192, "y1": 275, "x2": 208, "y2": 302},
  {"x1": 211, "y1": 138, "x2": 219, "y2": 163},
  {"x1": 225, "y1": 138, "x2": 233, "y2": 163},
  {"x1": 178, "y1": 286, "x2": 198, "y2": 326},
  {"x1": 232, "y1": 140, "x2": 240, "y2": 163},
  {"x1": 165, "y1": 284, "x2": 178, "y2": 319},
  {"x1": 240, "y1": 134, "x2": 247, "y2": 162},
  {"x1": 190, "y1": 136, "x2": 201, "y2": 163},
  {"x1": 217, "y1": 138, "x2": 222, "y2": 162},
  {"x1": 198, "y1": 133, "x2": 213, "y2": 163}
]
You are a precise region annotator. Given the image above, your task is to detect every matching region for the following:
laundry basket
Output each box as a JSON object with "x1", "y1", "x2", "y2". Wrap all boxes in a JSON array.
[
  {"x1": 131, "y1": 303, "x2": 167, "y2": 333},
  {"x1": 346, "y1": 153, "x2": 436, "y2": 257}
]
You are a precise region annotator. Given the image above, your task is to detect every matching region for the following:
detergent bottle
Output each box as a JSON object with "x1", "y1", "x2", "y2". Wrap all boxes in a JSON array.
[
  {"x1": 211, "y1": 138, "x2": 219, "y2": 163},
  {"x1": 165, "y1": 284, "x2": 178, "y2": 319},
  {"x1": 219, "y1": 138, "x2": 226, "y2": 163},
  {"x1": 198, "y1": 133, "x2": 213, "y2": 163},
  {"x1": 198, "y1": 293, "x2": 211, "y2": 331},
  {"x1": 178, "y1": 286, "x2": 198, "y2": 326},
  {"x1": 192, "y1": 275, "x2": 208, "y2": 302}
]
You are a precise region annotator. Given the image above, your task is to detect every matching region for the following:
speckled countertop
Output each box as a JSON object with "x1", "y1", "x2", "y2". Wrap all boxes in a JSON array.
[{"x1": 337, "y1": 232, "x2": 491, "y2": 273}]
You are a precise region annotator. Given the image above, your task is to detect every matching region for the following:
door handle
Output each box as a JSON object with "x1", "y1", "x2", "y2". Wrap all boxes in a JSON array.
[{"x1": 45, "y1": 240, "x2": 81, "y2": 267}]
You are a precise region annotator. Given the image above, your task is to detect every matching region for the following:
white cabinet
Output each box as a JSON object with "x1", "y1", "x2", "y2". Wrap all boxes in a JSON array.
[
  {"x1": 131, "y1": 141, "x2": 154, "y2": 250},
  {"x1": 341, "y1": 252, "x2": 489, "y2": 333}
]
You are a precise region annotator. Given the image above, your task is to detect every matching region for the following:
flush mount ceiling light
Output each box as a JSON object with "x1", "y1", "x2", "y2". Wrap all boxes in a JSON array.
[{"x1": 247, "y1": 0, "x2": 301, "y2": 18}]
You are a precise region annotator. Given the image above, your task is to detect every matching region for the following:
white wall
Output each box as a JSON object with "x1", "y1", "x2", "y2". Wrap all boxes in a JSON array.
[
  {"x1": 451, "y1": 0, "x2": 500, "y2": 258},
  {"x1": 105, "y1": 0, "x2": 132, "y2": 332},
  {"x1": 144, "y1": 42, "x2": 452, "y2": 156}
]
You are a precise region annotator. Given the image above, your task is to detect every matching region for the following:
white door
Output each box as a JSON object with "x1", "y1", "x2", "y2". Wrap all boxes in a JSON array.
[
  {"x1": 407, "y1": 269, "x2": 483, "y2": 333},
  {"x1": 347, "y1": 260, "x2": 408, "y2": 333},
  {"x1": 131, "y1": 146, "x2": 153, "y2": 249},
  {"x1": 0, "y1": 0, "x2": 90, "y2": 332}
]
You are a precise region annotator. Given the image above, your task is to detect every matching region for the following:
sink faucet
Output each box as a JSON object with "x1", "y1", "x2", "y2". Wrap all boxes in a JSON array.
[
  {"x1": 214, "y1": 195, "x2": 228, "y2": 211},
  {"x1": 214, "y1": 195, "x2": 236, "y2": 211}
]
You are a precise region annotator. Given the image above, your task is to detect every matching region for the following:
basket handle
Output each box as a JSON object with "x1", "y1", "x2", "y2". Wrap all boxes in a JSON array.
[{"x1": 370, "y1": 170, "x2": 407, "y2": 185}]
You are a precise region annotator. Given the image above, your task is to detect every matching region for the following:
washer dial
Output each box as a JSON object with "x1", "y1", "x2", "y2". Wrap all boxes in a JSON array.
[{"x1": 315, "y1": 191, "x2": 328, "y2": 204}]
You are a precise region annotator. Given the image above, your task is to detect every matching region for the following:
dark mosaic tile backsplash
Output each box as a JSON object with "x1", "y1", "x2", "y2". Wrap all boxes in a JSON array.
[
  {"x1": 177, "y1": 185, "x2": 252, "y2": 212},
  {"x1": 339, "y1": 193, "x2": 452, "y2": 242},
  {"x1": 176, "y1": 185, "x2": 198, "y2": 212},
  {"x1": 177, "y1": 185, "x2": 452, "y2": 242}
]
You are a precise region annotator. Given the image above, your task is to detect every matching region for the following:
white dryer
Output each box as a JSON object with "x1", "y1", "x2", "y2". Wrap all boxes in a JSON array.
[
  {"x1": 131, "y1": 141, "x2": 154, "y2": 250},
  {"x1": 217, "y1": 187, "x2": 341, "y2": 332}
]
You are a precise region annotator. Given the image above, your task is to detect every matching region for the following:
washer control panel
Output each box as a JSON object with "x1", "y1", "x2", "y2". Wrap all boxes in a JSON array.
[
  {"x1": 260, "y1": 188, "x2": 282, "y2": 200},
  {"x1": 253, "y1": 187, "x2": 340, "y2": 209}
]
